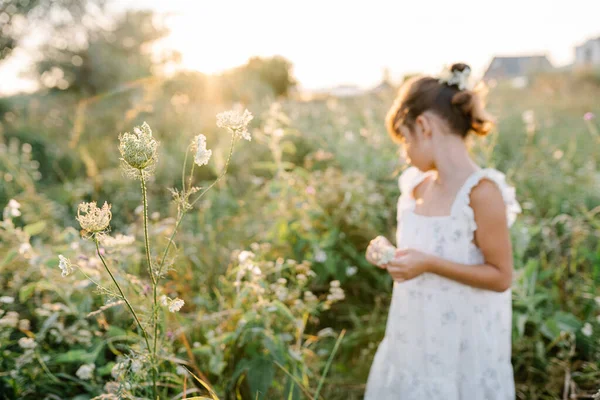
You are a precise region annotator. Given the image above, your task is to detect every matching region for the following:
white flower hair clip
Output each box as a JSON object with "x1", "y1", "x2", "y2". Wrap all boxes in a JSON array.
[{"x1": 438, "y1": 65, "x2": 473, "y2": 91}]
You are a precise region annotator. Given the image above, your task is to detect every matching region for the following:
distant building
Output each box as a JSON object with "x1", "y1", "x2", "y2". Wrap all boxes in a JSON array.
[
  {"x1": 482, "y1": 55, "x2": 554, "y2": 81},
  {"x1": 575, "y1": 36, "x2": 600, "y2": 66}
]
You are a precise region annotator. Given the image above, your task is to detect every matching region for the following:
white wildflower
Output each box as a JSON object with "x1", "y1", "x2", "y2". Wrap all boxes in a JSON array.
[
  {"x1": 315, "y1": 249, "x2": 327, "y2": 263},
  {"x1": 100, "y1": 233, "x2": 135, "y2": 248},
  {"x1": 238, "y1": 250, "x2": 255, "y2": 263},
  {"x1": 118, "y1": 121, "x2": 159, "y2": 179},
  {"x1": 0, "y1": 296, "x2": 14, "y2": 304},
  {"x1": 193, "y1": 134, "x2": 212, "y2": 166},
  {"x1": 130, "y1": 359, "x2": 143, "y2": 373},
  {"x1": 58, "y1": 255, "x2": 75, "y2": 277},
  {"x1": 111, "y1": 362, "x2": 127, "y2": 379},
  {"x1": 216, "y1": 107, "x2": 254, "y2": 141},
  {"x1": 18, "y1": 319, "x2": 30, "y2": 331},
  {"x1": 0, "y1": 311, "x2": 19, "y2": 328},
  {"x1": 76, "y1": 201, "x2": 112, "y2": 235},
  {"x1": 18, "y1": 242, "x2": 32, "y2": 256},
  {"x1": 330, "y1": 280, "x2": 340, "y2": 288},
  {"x1": 160, "y1": 295, "x2": 168, "y2": 306},
  {"x1": 346, "y1": 265, "x2": 358, "y2": 276},
  {"x1": 18, "y1": 337, "x2": 36, "y2": 349},
  {"x1": 296, "y1": 273, "x2": 307, "y2": 282},
  {"x1": 76, "y1": 363, "x2": 95, "y2": 380},
  {"x1": 168, "y1": 298, "x2": 185, "y2": 313},
  {"x1": 4, "y1": 199, "x2": 21, "y2": 218},
  {"x1": 581, "y1": 322, "x2": 593, "y2": 337}
]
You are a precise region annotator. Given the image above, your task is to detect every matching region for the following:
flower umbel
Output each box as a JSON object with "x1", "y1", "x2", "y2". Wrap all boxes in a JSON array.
[
  {"x1": 160, "y1": 295, "x2": 184, "y2": 312},
  {"x1": 58, "y1": 254, "x2": 75, "y2": 277},
  {"x1": 118, "y1": 122, "x2": 159, "y2": 179},
  {"x1": 216, "y1": 107, "x2": 254, "y2": 141},
  {"x1": 76, "y1": 201, "x2": 112, "y2": 236},
  {"x1": 193, "y1": 134, "x2": 212, "y2": 166}
]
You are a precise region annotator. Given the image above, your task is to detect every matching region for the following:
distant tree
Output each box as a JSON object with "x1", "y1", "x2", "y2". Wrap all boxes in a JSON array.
[
  {"x1": 33, "y1": 10, "x2": 179, "y2": 95},
  {"x1": 0, "y1": 0, "x2": 106, "y2": 62}
]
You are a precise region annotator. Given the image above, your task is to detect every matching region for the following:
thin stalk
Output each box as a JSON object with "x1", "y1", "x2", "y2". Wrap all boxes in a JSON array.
[
  {"x1": 140, "y1": 170, "x2": 159, "y2": 398},
  {"x1": 93, "y1": 238, "x2": 151, "y2": 351}
]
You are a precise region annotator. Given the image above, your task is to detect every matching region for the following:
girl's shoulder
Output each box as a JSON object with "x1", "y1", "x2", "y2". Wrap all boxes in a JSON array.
[{"x1": 454, "y1": 167, "x2": 522, "y2": 228}]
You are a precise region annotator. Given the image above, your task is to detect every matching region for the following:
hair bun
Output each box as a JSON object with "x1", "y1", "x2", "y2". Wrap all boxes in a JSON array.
[{"x1": 451, "y1": 87, "x2": 496, "y2": 136}]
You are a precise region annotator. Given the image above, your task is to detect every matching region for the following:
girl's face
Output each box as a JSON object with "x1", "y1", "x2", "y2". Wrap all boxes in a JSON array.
[{"x1": 398, "y1": 116, "x2": 435, "y2": 172}]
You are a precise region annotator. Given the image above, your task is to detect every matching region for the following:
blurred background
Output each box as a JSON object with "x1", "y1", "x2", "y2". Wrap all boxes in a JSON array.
[{"x1": 0, "y1": 1, "x2": 599, "y2": 399}]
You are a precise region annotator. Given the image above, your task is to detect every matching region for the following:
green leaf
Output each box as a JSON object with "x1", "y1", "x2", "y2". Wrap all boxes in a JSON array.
[
  {"x1": 23, "y1": 220, "x2": 46, "y2": 236},
  {"x1": 0, "y1": 249, "x2": 17, "y2": 267}
]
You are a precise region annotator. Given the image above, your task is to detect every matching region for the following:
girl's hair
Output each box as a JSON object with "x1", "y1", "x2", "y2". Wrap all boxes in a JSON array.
[{"x1": 386, "y1": 63, "x2": 495, "y2": 143}]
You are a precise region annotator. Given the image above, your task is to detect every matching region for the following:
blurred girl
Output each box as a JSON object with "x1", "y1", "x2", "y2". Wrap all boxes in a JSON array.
[{"x1": 364, "y1": 63, "x2": 521, "y2": 399}]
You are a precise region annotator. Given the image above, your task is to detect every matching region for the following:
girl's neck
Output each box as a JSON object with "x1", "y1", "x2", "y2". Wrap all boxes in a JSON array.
[{"x1": 431, "y1": 139, "x2": 479, "y2": 187}]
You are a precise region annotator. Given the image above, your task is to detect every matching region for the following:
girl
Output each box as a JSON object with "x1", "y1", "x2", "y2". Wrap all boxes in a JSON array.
[{"x1": 363, "y1": 63, "x2": 521, "y2": 399}]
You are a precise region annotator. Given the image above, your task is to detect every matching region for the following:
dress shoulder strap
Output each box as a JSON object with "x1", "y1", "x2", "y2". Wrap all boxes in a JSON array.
[
  {"x1": 397, "y1": 167, "x2": 435, "y2": 211},
  {"x1": 451, "y1": 168, "x2": 522, "y2": 233}
]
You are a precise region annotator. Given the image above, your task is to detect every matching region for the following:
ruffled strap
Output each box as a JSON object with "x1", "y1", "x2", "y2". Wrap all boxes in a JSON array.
[
  {"x1": 451, "y1": 168, "x2": 522, "y2": 235},
  {"x1": 397, "y1": 167, "x2": 435, "y2": 212}
]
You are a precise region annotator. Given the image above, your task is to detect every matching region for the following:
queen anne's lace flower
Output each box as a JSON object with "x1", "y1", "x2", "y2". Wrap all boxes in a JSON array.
[
  {"x1": 216, "y1": 108, "x2": 254, "y2": 141},
  {"x1": 76, "y1": 363, "x2": 95, "y2": 380},
  {"x1": 4, "y1": 199, "x2": 21, "y2": 219},
  {"x1": 160, "y1": 295, "x2": 184, "y2": 312},
  {"x1": 58, "y1": 255, "x2": 75, "y2": 277},
  {"x1": 18, "y1": 337, "x2": 36, "y2": 349},
  {"x1": 193, "y1": 134, "x2": 212, "y2": 166},
  {"x1": 118, "y1": 122, "x2": 159, "y2": 179},
  {"x1": 76, "y1": 201, "x2": 112, "y2": 235},
  {"x1": 168, "y1": 298, "x2": 184, "y2": 312},
  {"x1": 367, "y1": 236, "x2": 397, "y2": 266}
]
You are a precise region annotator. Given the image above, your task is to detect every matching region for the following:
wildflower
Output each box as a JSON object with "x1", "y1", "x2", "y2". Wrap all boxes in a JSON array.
[
  {"x1": 18, "y1": 319, "x2": 30, "y2": 331},
  {"x1": 76, "y1": 363, "x2": 95, "y2": 380},
  {"x1": 216, "y1": 107, "x2": 254, "y2": 141},
  {"x1": 58, "y1": 255, "x2": 75, "y2": 277},
  {"x1": 118, "y1": 122, "x2": 159, "y2": 179},
  {"x1": 315, "y1": 249, "x2": 327, "y2": 263},
  {"x1": 193, "y1": 134, "x2": 212, "y2": 166},
  {"x1": 306, "y1": 186, "x2": 316, "y2": 195},
  {"x1": 0, "y1": 311, "x2": 19, "y2": 328},
  {"x1": 18, "y1": 242, "x2": 32, "y2": 256},
  {"x1": 584, "y1": 112, "x2": 595, "y2": 121},
  {"x1": 581, "y1": 322, "x2": 593, "y2": 337},
  {"x1": 99, "y1": 233, "x2": 135, "y2": 248},
  {"x1": 160, "y1": 295, "x2": 168, "y2": 306},
  {"x1": 76, "y1": 201, "x2": 112, "y2": 235},
  {"x1": 0, "y1": 296, "x2": 14, "y2": 304},
  {"x1": 161, "y1": 296, "x2": 184, "y2": 312},
  {"x1": 111, "y1": 362, "x2": 127, "y2": 379},
  {"x1": 4, "y1": 199, "x2": 21, "y2": 219},
  {"x1": 238, "y1": 250, "x2": 255, "y2": 263},
  {"x1": 18, "y1": 337, "x2": 36, "y2": 349},
  {"x1": 346, "y1": 266, "x2": 358, "y2": 276}
]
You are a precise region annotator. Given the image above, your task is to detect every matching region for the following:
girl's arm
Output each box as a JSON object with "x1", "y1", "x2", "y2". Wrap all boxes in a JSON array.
[
  {"x1": 429, "y1": 179, "x2": 514, "y2": 292},
  {"x1": 386, "y1": 179, "x2": 514, "y2": 292}
]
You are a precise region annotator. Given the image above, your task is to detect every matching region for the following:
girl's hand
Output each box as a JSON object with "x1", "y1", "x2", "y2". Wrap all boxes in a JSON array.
[{"x1": 384, "y1": 249, "x2": 432, "y2": 282}]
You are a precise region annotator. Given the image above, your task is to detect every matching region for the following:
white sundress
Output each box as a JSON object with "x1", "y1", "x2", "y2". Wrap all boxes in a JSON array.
[{"x1": 364, "y1": 166, "x2": 522, "y2": 400}]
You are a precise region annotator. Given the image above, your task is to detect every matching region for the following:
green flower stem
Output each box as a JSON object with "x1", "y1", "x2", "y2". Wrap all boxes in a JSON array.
[
  {"x1": 140, "y1": 171, "x2": 157, "y2": 287},
  {"x1": 93, "y1": 238, "x2": 151, "y2": 351},
  {"x1": 140, "y1": 170, "x2": 159, "y2": 399}
]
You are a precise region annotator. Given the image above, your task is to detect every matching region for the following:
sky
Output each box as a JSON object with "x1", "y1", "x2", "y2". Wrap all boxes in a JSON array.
[{"x1": 1, "y1": 0, "x2": 599, "y2": 94}]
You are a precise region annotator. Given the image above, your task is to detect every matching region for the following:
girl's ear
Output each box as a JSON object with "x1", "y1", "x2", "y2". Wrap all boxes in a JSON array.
[{"x1": 415, "y1": 114, "x2": 432, "y2": 139}]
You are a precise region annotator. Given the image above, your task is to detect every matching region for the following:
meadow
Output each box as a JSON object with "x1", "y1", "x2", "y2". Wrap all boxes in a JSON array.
[{"x1": 0, "y1": 68, "x2": 599, "y2": 400}]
